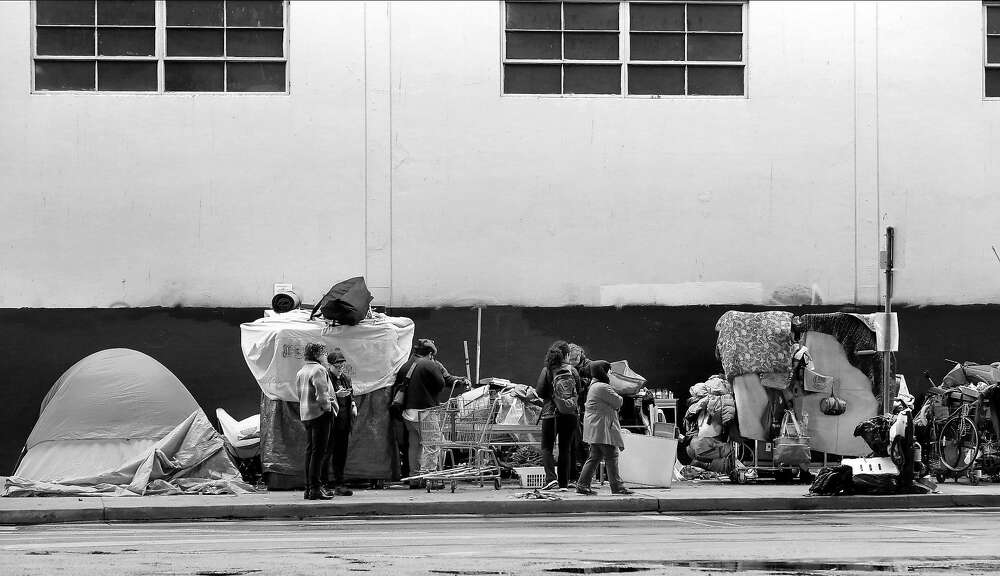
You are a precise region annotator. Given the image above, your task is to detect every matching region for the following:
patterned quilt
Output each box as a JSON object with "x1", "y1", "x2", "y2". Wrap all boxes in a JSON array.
[{"x1": 715, "y1": 310, "x2": 795, "y2": 380}]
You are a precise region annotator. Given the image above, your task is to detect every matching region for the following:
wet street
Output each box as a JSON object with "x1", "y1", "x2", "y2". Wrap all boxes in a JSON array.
[{"x1": 2, "y1": 509, "x2": 999, "y2": 575}]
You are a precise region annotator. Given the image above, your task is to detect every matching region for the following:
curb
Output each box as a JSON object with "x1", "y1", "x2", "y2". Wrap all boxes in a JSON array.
[{"x1": 4, "y1": 493, "x2": 1000, "y2": 525}]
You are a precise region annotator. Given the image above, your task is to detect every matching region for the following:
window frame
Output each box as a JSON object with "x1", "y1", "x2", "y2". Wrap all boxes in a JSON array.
[
  {"x1": 985, "y1": 1, "x2": 1000, "y2": 99},
  {"x1": 500, "y1": 0, "x2": 749, "y2": 99},
  {"x1": 30, "y1": 0, "x2": 290, "y2": 95}
]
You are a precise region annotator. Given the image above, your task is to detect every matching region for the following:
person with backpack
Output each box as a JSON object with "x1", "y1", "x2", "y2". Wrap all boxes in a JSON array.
[
  {"x1": 575, "y1": 360, "x2": 634, "y2": 495},
  {"x1": 535, "y1": 340, "x2": 581, "y2": 490}
]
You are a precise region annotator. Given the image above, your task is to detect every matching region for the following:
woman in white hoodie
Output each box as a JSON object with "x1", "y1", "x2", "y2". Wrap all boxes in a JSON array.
[{"x1": 575, "y1": 360, "x2": 634, "y2": 495}]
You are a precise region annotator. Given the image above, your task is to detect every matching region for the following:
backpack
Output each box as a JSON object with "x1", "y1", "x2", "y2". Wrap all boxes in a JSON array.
[{"x1": 551, "y1": 367, "x2": 578, "y2": 415}]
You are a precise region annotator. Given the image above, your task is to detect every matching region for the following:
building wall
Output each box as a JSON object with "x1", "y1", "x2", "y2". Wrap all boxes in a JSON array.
[{"x1": 2, "y1": 1, "x2": 997, "y2": 309}]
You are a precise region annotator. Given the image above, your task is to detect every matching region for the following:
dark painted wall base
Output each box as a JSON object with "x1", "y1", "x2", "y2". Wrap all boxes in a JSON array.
[{"x1": 2, "y1": 304, "x2": 997, "y2": 473}]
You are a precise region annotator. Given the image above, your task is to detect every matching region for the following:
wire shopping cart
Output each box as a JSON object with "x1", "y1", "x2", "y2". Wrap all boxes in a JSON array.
[{"x1": 401, "y1": 394, "x2": 503, "y2": 492}]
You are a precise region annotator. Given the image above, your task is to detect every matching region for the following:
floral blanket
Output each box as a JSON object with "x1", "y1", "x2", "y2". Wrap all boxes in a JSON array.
[{"x1": 715, "y1": 311, "x2": 795, "y2": 380}]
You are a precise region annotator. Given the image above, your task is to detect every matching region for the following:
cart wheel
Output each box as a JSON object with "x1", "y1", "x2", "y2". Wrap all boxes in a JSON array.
[
  {"x1": 494, "y1": 478, "x2": 502, "y2": 490},
  {"x1": 935, "y1": 472, "x2": 946, "y2": 483},
  {"x1": 970, "y1": 473, "x2": 980, "y2": 486},
  {"x1": 426, "y1": 483, "x2": 432, "y2": 493},
  {"x1": 450, "y1": 481, "x2": 457, "y2": 493}
]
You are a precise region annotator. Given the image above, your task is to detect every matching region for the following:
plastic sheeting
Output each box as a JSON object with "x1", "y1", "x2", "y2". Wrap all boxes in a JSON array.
[
  {"x1": 259, "y1": 387, "x2": 396, "y2": 488},
  {"x1": 240, "y1": 309, "x2": 414, "y2": 401},
  {"x1": 4, "y1": 411, "x2": 251, "y2": 496}
]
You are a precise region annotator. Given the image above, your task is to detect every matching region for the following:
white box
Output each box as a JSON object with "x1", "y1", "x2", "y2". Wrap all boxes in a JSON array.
[{"x1": 618, "y1": 432, "x2": 677, "y2": 488}]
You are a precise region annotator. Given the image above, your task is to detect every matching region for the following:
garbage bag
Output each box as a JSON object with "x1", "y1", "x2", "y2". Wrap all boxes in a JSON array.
[{"x1": 310, "y1": 276, "x2": 374, "y2": 325}]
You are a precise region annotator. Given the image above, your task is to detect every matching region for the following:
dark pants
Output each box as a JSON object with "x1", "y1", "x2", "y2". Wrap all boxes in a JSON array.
[
  {"x1": 303, "y1": 412, "x2": 332, "y2": 491},
  {"x1": 323, "y1": 416, "x2": 352, "y2": 485},
  {"x1": 577, "y1": 443, "x2": 623, "y2": 491},
  {"x1": 541, "y1": 414, "x2": 579, "y2": 487}
]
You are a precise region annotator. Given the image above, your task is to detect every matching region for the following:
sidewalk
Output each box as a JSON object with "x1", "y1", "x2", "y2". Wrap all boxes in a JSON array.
[{"x1": 4, "y1": 477, "x2": 1000, "y2": 525}]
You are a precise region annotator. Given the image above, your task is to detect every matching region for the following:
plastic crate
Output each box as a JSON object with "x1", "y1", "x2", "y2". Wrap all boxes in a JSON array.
[{"x1": 513, "y1": 466, "x2": 546, "y2": 488}]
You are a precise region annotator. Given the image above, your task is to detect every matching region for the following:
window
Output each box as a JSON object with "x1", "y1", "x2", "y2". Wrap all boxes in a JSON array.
[
  {"x1": 33, "y1": 0, "x2": 287, "y2": 93},
  {"x1": 987, "y1": 2, "x2": 1000, "y2": 97},
  {"x1": 503, "y1": 1, "x2": 746, "y2": 96}
]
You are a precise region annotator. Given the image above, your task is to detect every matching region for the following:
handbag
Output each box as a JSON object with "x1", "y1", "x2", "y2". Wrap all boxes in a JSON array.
[
  {"x1": 773, "y1": 409, "x2": 811, "y2": 467},
  {"x1": 759, "y1": 371, "x2": 792, "y2": 390},
  {"x1": 820, "y1": 381, "x2": 848, "y2": 416},
  {"x1": 389, "y1": 363, "x2": 417, "y2": 419}
]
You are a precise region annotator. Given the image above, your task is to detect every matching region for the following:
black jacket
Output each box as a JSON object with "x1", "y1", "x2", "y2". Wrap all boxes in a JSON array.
[{"x1": 397, "y1": 356, "x2": 446, "y2": 411}]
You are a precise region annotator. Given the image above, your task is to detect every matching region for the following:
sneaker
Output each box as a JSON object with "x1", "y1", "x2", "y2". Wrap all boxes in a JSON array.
[
  {"x1": 611, "y1": 488, "x2": 635, "y2": 495},
  {"x1": 334, "y1": 486, "x2": 354, "y2": 496},
  {"x1": 305, "y1": 489, "x2": 333, "y2": 500},
  {"x1": 541, "y1": 480, "x2": 559, "y2": 490},
  {"x1": 576, "y1": 486, "x2": 597, "y2": 496}
]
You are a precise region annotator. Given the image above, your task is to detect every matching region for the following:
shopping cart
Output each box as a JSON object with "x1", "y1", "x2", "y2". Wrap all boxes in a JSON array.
[{"x1": 401, "y1": 394, "x2": 503, "y2": 492}]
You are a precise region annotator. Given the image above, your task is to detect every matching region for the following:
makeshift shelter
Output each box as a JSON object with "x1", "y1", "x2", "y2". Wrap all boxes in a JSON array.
[
  {"x1": 5, "y1": 348, "x2": 248, "y2": 497},
  {"x1": 240, "y1": 309, "x2": 414, "y2": 487}
]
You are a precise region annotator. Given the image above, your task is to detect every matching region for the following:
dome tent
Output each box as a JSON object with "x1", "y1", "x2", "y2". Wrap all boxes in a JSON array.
[{"x1": 7, "y1": 349, "x2": 248, "y2": 496}]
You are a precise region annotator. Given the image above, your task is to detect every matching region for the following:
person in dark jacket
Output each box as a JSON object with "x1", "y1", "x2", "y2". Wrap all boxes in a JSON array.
[
  {"x1": 322, "y1": 348, "x2": 357, "y2": 496},
  {"x1": 535, "y1": 340, "x2": 581, "y2": 490},
  {"x1": 397, "y1": 338, "x2": 469, "y2": 487}
]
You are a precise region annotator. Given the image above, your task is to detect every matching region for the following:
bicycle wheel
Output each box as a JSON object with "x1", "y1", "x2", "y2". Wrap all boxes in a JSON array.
[{"x1": 937, "y1": 415, "x2": 979, "y2": 473}]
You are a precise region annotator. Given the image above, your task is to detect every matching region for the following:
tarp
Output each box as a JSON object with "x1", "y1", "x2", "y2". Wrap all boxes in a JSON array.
[
  {"x1": 5, "y1": 412, "x2": 251, "y2": 496},
  {"x1": 240, "y1": 309, "x2": 414, "y2": 400},
  {"x1": 6, "y1": 349, "x2": 248, "y2": 496},
  {"x1": 259, "y1": 387, "x2": 396, "y2": 487}
]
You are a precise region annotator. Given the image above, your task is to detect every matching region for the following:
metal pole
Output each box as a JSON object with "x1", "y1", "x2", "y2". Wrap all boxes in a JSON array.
[
  {"x1": 475, "y1": 307, "x2": 482, "y2": 385},
  {"x1": 883, "y1": 226, "x2": 894, "y2": 415}
]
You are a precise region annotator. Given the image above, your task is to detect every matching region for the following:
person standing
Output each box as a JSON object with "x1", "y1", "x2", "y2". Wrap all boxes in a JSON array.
[
  {"x1": 399, "y1": 339, "x2": 446, "y2": 487},
  {"x1": 575, "y1": 360, "x2": 634, "y2": 495},
  {"x1": 323, "y1": 348, "x2": 357, "y2": 496},
  {"x1": 535, "y1": 340, "x2": 581, "y2": 490},
  {"x1": 296, "y1": 342, "x2": 336, "y2": 500}
]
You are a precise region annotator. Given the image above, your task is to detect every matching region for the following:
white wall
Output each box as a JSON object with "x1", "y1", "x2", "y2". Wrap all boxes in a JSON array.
[{"x1": 1, "y1": 1, "x2": 998, "y2": 308}]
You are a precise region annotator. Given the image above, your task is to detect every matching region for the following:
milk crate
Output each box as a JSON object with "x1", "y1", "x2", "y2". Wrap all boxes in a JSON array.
[{"x1": 513, "y1": 466, "x2": 546, "y2": 488}]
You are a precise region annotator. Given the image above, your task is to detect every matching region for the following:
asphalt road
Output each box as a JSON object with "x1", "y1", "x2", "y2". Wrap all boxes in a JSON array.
[{"x1": 2, "y1": 509, "x2": 1000, "y2": 575}]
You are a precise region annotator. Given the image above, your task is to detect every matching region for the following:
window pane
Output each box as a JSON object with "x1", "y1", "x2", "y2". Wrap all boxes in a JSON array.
[
  {"x1": 36, "y1": 1, "x2": 95, "y2": 25},
  {"x1": 688, "y1": 34, "x2": 742, "y2": 61},
  {"x1": 688, "y1": 65, "x2": 743, "y2": 95},
  {"x1": 227, "y1": 62, "x2": 285, "y2": 91},
  {"x1": 630, "y1": 33, "x2": 683, "y2": 61},
  {"x1": 98, "y1": 27, "x2": 154, "y2": 56},
  {"x1": 987, "y1": 68, "x2": 1000, "y2": 97},
  {"x1": 505, "y1": 2, "x2": 560, "y2": 30},
  {"x1": 564, "y1": 3, "x2": 618, "y2": 30},
  {"x1": 989, "y1": 37, "x2": 1000, "y2": 65},
  {"x1": 36, "y1": 27, "x2": 94, "y2": 56},
  {"x1": 97, "y1": 1, "x2": 154, "y2": 26},
  {"x1": 564, "y1": 64, "x2": 620, "y2": 94},
  {"x1": 98, "y1": 61, "x2": 156, "y2": 90},
  {"x1": 565, "y1": 32, "x2": 618, "y2": 60},
  {"x1": 166, "y1": 0, "x2": 223, "y2": 26},
  {"x1": 227, "y1": 29, "x2": 283, "y2": 57},
  {"x1": 688, "y1": 4, "x2": 742, "y2": 32},
  {"x1": 989, "y1": 7, "x2": 1000, "y2": 35},
  {"x1": 35, "y1": 60, "x2": 94, "y2": 90},
  {"x1": 628, "y1": 64, "x2": 683, "y2": 95},
  {"x1": 504, "y1": 63, "x2": 560, "y2": 93},
  {"x1": 227, "y1": 1, "x2": 283, "y2": 27},
  {"x1": 165, "y1": 61, "x2": 224, "y2": 91},
  {"x1": 167, "y1": 29, "x2": 224, "y2": 56},
  {"x1": 630, "y1": 3, "x2": 683, "y2": 32},
  {"x1": 506, "y1": 31, "x2": 560, "y2": 59}
]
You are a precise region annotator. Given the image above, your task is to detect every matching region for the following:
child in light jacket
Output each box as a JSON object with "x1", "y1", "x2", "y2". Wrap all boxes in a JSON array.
[{"x1": 575, "y1": 360, "x2": 634, "y2": 495}]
